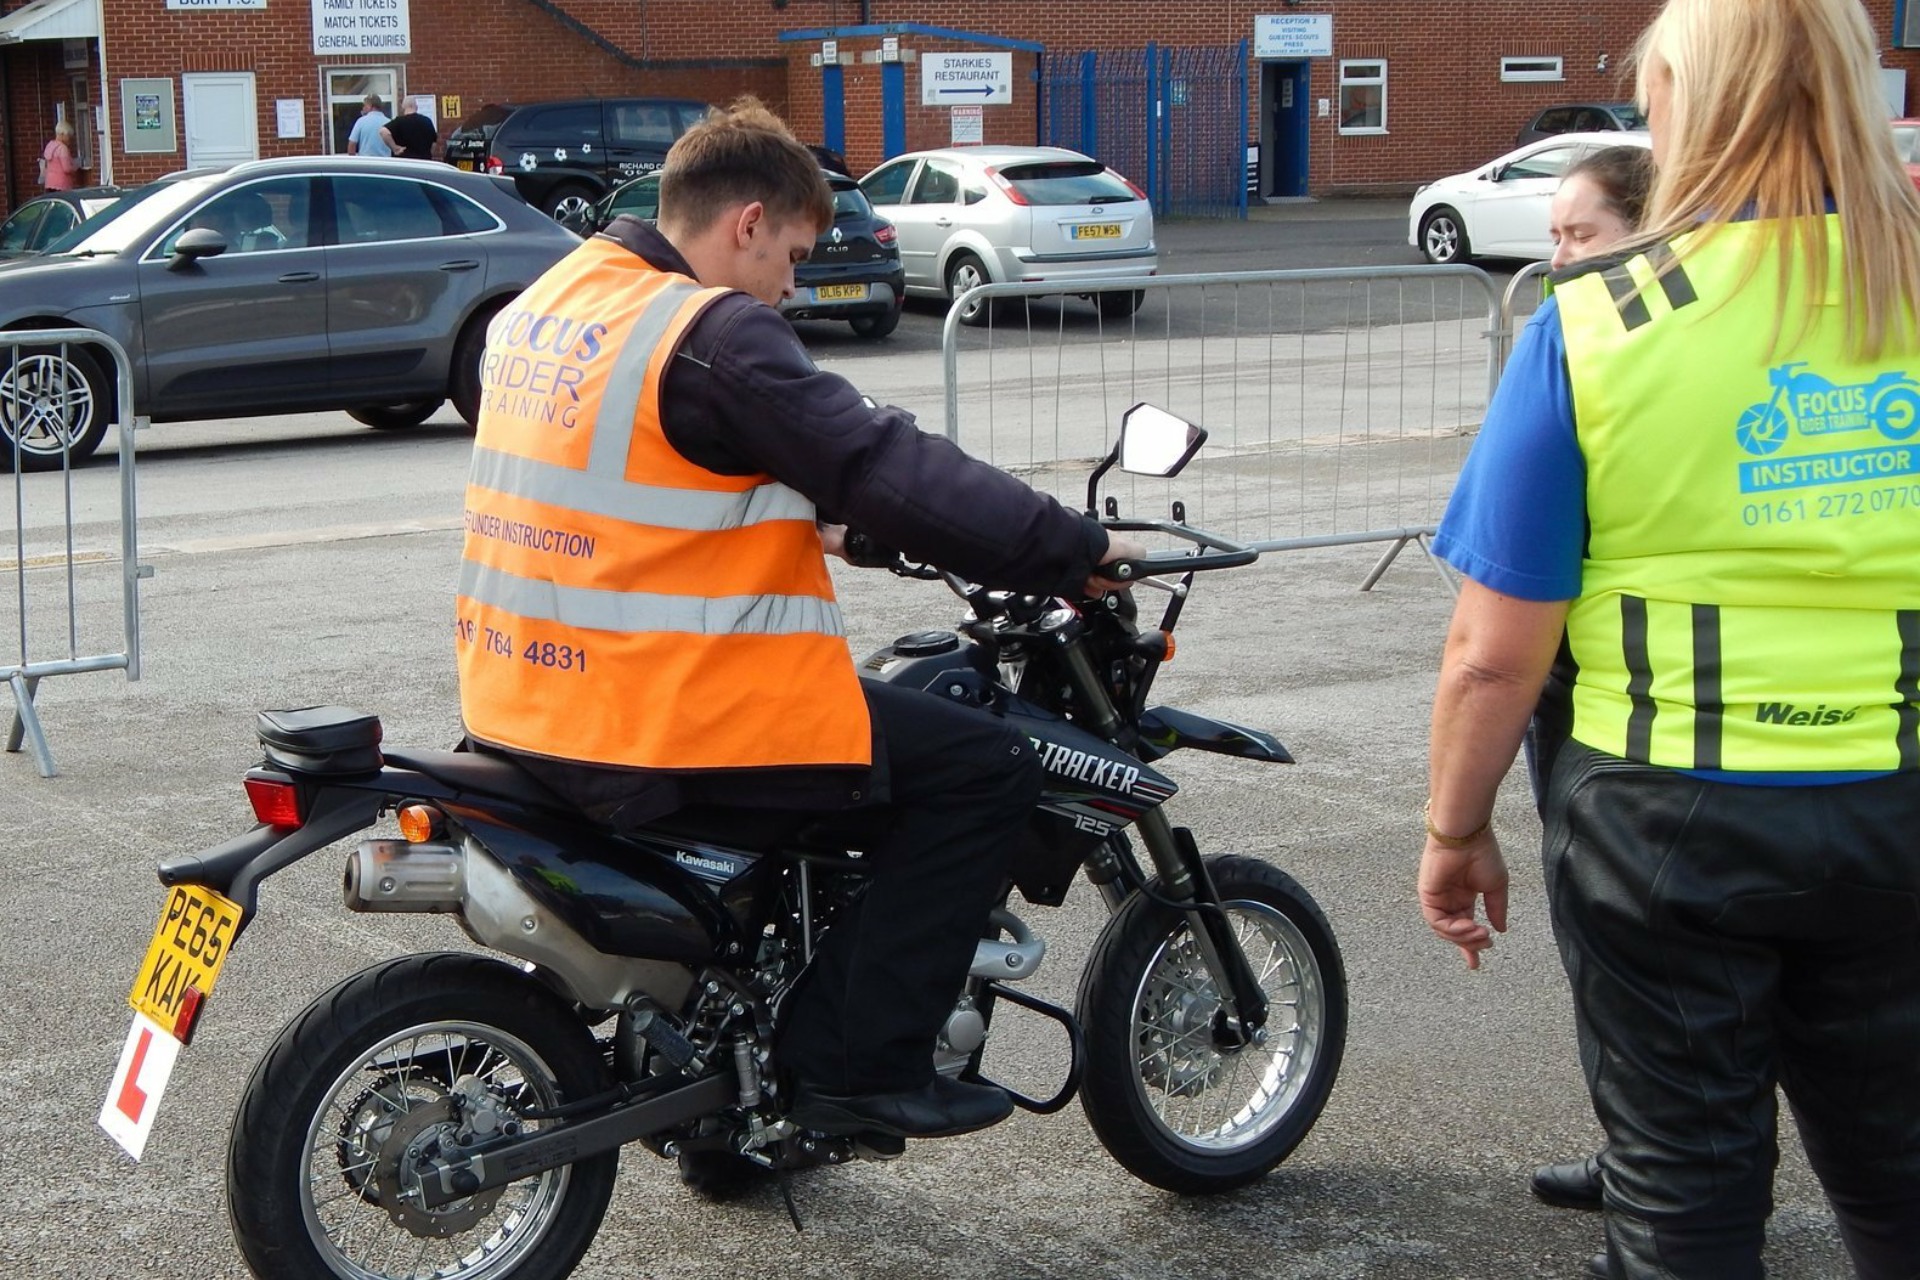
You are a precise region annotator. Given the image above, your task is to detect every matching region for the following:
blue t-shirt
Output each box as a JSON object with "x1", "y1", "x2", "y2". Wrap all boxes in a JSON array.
[
  {"x1": 1434, "y1": 295, "x2": 1880, "y2": 786},
  {"x1": 349, "y1": 111, "x2": 392, "y2": 157}
]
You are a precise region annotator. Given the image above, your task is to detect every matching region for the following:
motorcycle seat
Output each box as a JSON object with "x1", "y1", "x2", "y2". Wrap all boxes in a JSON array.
[{"x1": 381, "y1": 748, "x2": 575, "y2": 812}]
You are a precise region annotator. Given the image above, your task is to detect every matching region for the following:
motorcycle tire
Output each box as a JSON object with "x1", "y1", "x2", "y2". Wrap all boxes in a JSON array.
[
  {"x1": 1077, "y1": 854, "x2": 1347, "y2": 1194},
  {"x1": 227, "y1": 952, "x2": 617, "y2": 1280}
]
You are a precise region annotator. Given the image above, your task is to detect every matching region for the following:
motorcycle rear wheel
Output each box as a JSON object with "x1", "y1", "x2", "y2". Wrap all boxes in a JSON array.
[
  {"x1": 227, "y1": 952, "x2": 617, "y2": 1280},
  {"x1": 1077, "y1": 854, "x2": 1347, "y2": 1194}
]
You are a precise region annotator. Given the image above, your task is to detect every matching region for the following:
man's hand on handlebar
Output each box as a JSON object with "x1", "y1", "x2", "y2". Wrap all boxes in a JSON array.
[{"x1": 1088, "y1": 535, "x2": 1149, "y2": 596}]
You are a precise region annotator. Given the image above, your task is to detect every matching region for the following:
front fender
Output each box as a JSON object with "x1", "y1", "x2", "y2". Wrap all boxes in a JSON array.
[{"x1": 1135, "y1": 706, "x2": 1293, "y2": 765}]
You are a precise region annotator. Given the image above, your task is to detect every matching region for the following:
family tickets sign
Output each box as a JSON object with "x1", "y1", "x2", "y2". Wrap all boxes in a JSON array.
[{"x1": 312, "y1": 0, "x2": 411, "y2": 54}]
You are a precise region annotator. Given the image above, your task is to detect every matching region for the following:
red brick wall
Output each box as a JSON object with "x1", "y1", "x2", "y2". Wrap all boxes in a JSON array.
[
  {"x1": 2, "y1": 39, "x2": 104, "y2": 211},
  {"x1": 7, "y1": 0, "x2": 1920, "y2": 211}
]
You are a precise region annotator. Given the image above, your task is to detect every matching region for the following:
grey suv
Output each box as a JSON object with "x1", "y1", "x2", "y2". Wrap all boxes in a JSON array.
[{"x1": 0, "y1": 156, "x2": 580, "y2": 471}]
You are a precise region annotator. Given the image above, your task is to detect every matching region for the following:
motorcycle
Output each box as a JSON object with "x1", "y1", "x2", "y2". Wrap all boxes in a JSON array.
[{"x1": 105, "y1": 403, "x2": 1348, "y2": 1280}]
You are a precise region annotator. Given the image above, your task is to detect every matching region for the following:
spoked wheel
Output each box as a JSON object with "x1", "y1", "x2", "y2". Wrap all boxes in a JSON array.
[
  {"x1": 227, "y1": 953, "x2": 616, "y2": 1280},
  {"x1": 1077, "y1": 854, "x2": 1347, "y2": 1194}
]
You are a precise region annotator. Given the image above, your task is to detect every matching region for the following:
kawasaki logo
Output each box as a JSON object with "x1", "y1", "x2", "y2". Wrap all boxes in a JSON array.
[
  {"x1": 674, "y1": 849, "x2": 743, "y2": 878},
  {"x1": 1755, "y1": 702, "x2": 1858, "y2": 726},
  {"x1": 1030, "y1": 738, "x2": 1140, "y2": 794}
]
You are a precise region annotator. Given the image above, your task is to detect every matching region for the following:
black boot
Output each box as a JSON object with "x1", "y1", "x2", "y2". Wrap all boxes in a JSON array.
[
  {"x1": 789, "y1": 1075, "x2": 1014, "y2": 1139},
  {"x1": 1585, "y1": 1252, "x2": 1609, "y2": 1278},
  {"x1": 1531, "y1": 1152, "x2": 1604, "y2": 1211}
]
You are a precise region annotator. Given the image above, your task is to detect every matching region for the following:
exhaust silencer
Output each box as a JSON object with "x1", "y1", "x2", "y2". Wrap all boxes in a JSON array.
[{"x1": 344, "y1": 839, "x2": 465, "y2": 912}]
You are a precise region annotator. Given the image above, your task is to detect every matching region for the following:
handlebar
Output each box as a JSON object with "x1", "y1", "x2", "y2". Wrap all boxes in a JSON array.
[{"x1": 1097, "y1": 518, "x2": 1259, "y2": 582}]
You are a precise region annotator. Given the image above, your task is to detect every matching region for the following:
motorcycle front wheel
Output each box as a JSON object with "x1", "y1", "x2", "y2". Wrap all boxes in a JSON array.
[
  {"x1": 1077, "y1": 854, "x2": 1347, "y2": 1194},
  {"x1": 226, "y1": 952, "x2": 617, "y2": 1280}
]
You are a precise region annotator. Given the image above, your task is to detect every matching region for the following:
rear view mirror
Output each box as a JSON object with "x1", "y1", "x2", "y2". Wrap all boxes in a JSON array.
[{"x1": 1117, "y1": 403, "x2": 1206, "y2": 477}]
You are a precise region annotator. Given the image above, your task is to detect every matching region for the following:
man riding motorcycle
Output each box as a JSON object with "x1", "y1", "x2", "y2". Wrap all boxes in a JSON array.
[{"x1": 456, "y1": 97, "x2": 1144, "y2": 1141}]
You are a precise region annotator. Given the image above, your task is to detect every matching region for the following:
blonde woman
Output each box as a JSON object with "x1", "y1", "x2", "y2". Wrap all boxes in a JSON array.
[
  {"x1": 1420, "y1": 1, "x2": 1920, "y2": 1276},
  {"x1": 39, "y1": 121, "x2": 77, "y2": 192}
]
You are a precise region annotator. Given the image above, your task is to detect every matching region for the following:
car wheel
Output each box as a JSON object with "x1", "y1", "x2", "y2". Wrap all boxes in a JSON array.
[
  {"x1": 849, "y1": 308, "x2": 900, "y2": 340},
  {"x1": 1419, "y1": 207, "x2": 1472, "y2": 266},
  {"x1": 945, "y1": 253, "x2": 997, "y2": 327},
  {"x1": 543, "y1": 184, "x2": 598, "y2": 234},
  {"x1": 450, "y1": 308, "x2": 500, "y2": 428},
  {"x1": 0, "y1": 341, "x2": 111, "y2": 472},
  {"x1": 348, "y1": 400, "x2": 444, "y2": 431},
  {"x1": 1096, "y1": 289, "x2": 1145, "y2": 320}
]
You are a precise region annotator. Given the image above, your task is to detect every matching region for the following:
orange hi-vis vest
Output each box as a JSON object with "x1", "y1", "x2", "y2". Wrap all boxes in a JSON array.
[{"x1": 456, "y1": 237, "x2": 872, "y2": 771}]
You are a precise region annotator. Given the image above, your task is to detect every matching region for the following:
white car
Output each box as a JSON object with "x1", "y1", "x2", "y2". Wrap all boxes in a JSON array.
[
  {"x1": 858, "y1": 145, "x2": 1157, "y2": 326},
  {"x1": 1408, "y1": 131, "x2": 1652, "y2": 265}
]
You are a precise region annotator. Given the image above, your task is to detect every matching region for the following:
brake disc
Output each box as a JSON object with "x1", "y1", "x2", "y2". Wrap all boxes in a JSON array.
[{"x1": 371, "y1": 1098, "x2": 506, "y2": 1237}]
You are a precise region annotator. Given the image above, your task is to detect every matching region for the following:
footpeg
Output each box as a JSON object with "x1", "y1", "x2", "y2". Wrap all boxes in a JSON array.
[{"x1": 853, "y1": 1132, "x2": 906, "y2": 1160}]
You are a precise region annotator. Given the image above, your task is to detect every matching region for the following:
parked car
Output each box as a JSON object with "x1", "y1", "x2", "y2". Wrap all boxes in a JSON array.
[
  {"x1": 1893, "y1": 118, "x2": 1920, "y2": 190},
  {"x1": 0, "y1": 156, "x2": 580, "y2": 471},
  {"x1": 444, "y1": 97, "x2": 709, "y2": 229},
  {"x1": 0, "y1": 186, "x2": 126, "y2": 261},
  {"x1": 1514, "y1": 102, "x2": 1647, "y2": 148},
  {"x1": 587, "y1": 169, "x2": 906, "y2": 338},
  {"x1": 857, "y1": 145, "x2": 1157, "y2": 326},
  {"x1": 1409, "y1": 131, "x2": 1652, "y2": 266}
]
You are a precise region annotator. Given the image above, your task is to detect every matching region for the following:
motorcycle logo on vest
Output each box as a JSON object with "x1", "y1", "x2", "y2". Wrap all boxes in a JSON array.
[{"x1": 1735, "y1": 361, "x2": 1920, "y2": 495}]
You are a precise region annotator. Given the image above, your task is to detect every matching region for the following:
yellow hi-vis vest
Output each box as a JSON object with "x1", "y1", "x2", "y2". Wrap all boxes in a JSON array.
[
  {"x1": 456, "y1": 237, "x2": 872, "y2": 771},
  {"x1": 1556, "y1": 216, "x2": 1920, "y2": 772}
]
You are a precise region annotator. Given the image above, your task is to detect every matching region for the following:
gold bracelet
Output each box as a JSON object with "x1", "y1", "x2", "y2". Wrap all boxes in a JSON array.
[{"x1": 1424, "y1": 798, "x2": 1490, "y2": 848}]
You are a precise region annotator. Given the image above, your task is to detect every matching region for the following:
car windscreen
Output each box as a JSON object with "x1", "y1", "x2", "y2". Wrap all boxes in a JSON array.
[
  {"x1": 1612, "y1": 104, "x2": 1648, "y2": 130},
  {"x1": 831, "y1": 184, "x2": 872, "y2": 219},
  {"x1": 41, "y1": 175, "x2": 221, "y2": 256},
  {"x1": 997, "y1": 161, "x2": 1137, "y2": 206},
  {"x1": 455, "y1": 104, "x2": 515, "y2": 134},
  {"x1": 1896, "y1": 126, "x2": 1920, "y2": 164}
]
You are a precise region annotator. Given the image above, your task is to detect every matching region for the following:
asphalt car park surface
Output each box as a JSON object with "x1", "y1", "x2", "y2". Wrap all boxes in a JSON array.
[{"x1": 0, "y1": 210, "x2": 1850, "y2": 1279}]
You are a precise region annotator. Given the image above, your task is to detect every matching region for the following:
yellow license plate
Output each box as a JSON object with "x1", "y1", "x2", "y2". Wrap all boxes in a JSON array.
[
  {"x1": 813, "y1": 283, "x2": 869, "y2": 301},
  {"x1": 1072, "y1": 223, "x2": 1121, "y2": 240},
  {"x1": 455, "y1": 159, "x2": 475, "y2": 172},
  {"x1": 128, "y1": 884, "x2": 241, "y2": 1039}
]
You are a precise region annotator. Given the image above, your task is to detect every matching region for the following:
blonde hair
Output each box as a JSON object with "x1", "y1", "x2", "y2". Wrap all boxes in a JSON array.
[{"x1": 1632, "y1": 0, "x2": 1920, "y2": 359}]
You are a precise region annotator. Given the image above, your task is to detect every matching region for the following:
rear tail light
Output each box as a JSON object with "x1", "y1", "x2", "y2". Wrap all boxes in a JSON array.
[
  {"x1": 244, "y1": 774, "x2": 304, "y2": 828},
  {"x1": 485, "y1": 156, "x2": 504, "y2": 175},
  {"x1": 1112, "y1": 170, "x2": 1149, "y2": 201},
  {"x1": 874, "y1": 222, "x2": 897, "y2": 244},
  {"x1": 985, "y1": 168, "x2": 1031, "y2": 206}
]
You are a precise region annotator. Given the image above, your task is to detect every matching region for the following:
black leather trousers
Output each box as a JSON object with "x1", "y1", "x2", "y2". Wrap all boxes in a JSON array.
[{"x1": 1544, "y1": 743, "x2": 1920, "y2": 1279}]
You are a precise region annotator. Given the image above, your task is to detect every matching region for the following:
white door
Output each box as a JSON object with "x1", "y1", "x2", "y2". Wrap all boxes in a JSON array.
[{"x1": 183, "y1": 73, "x2": 259, "y2": 168}]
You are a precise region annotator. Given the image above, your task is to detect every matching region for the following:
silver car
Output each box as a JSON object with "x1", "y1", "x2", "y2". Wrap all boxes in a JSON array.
[
  {"x1": 0, "y1": 156, "x2": 579, "y2": 471},
  {"x1": 858, "y1": 146, "x2": 1157, "y2": 326}
]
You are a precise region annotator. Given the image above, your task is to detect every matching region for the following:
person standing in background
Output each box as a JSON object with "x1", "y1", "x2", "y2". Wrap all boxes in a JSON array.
[
  {"x1": 346, "y1": 95, "x2": 392, "y2": 157},
  {"x1": 1419, "y1": 0, "x2": 1920, "y2": 1274},
  {"x1": 381, "y1": 97, "x2": 437, "y2": 161},
  {"x1": 39, "y1": 121, "x2": 79, "y2": 191}
]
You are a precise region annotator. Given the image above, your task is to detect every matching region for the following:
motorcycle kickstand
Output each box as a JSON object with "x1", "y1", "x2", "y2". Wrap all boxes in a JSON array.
[{"x1": 778, "y1": 1165, "x2": 805, "y2": 1232}]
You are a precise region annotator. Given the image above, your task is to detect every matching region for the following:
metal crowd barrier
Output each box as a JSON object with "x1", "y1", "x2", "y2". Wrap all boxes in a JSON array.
[
  {"x1": 1495, "y1": 260, "x2": 1555, "y2": 368},
  {"x1": 2, "y1": 328, "x2": 145, "y2": 777},
  {"x1": 940, "y1": 266, "x2": 1503, "y2": 591}
]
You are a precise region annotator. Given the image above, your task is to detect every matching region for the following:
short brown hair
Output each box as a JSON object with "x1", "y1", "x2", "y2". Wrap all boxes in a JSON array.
[{"x1": 657, "y1": 97, "x2": 833, "y2": 235}]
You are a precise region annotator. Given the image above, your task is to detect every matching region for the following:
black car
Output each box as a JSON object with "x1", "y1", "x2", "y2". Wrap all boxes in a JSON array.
[
  {"x1": 444, "y1": 97, "x2": 709, "y2": 229},
  {"x1": 589, "y1": 169, "x2": 906, "y2": 339},
  {"x1": 0, "y1": 186, "x2": 125, "y2": 260},
  {"x1": 0, "y1": 158, "x2": 579, "y2": 471},
  {"x1": 1514, "y1": 102, "x2": 1648, "y2": 147}
]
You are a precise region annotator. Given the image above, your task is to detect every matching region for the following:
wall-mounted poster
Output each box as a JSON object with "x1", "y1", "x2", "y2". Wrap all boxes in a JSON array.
[{"x1": 120, "y1": 77, "x2": 178, "y2": 153}]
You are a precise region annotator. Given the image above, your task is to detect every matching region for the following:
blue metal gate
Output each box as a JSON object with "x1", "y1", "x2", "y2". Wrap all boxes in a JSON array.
[{"x1": 1041, "y1": 42, "x2": 1249, "y2": 220}]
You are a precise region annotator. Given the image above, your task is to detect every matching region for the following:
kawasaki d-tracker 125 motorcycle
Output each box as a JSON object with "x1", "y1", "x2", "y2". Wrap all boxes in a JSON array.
[{"x1": 102, "y1": 403, "x2": 1347, "y2": 1280}]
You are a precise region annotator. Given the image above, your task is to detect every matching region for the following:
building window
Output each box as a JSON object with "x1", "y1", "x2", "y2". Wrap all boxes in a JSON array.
[
  {"x1": 1501, "y1": 56, "x2": 1564, "y2": 83},
  {"x1": 1338, "y1": 61, "x2": 1386, "y2": 134},
  {"x1": 1901, "y1": 0, "x2": 1920, "y2": 48}
]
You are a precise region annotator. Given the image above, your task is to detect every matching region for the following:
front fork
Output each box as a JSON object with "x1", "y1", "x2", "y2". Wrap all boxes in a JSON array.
[{"x1": 1060, "y1": 639, "x2": 1270, "y2": 1043}]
